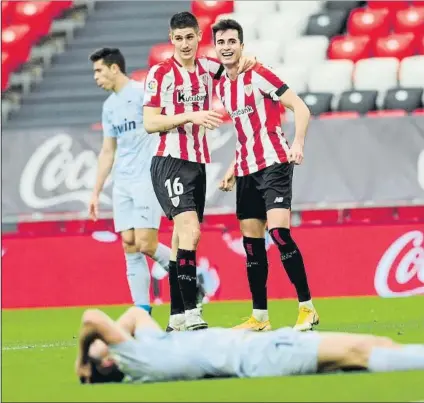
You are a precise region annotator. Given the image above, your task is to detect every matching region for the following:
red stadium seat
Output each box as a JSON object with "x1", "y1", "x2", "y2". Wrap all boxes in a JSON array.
[
  {"x1": 366, "y1": 109, "x2": 408, "y2": 117},
  {"x1": 13, "y1": 1, "x2": 56, "y2": 43},
  {"x1": 148, "y1": 43, "x2": 174, "y2": 67},
  {"x1": 2, "y1": 52, "x2": 11, "y2": 91},
  {"x1": 367, "y1": 1, "x2": 410, "y2": 20},
  {"x1": 198, "y1": 15, "x2": 213, "y2": 44},
  {"x1": 130, "y1": 69, "x2": 148, "y2": 85},
  {"x1": 300, "y1": 210, "x2": 341, "y2": 226},
  {"x1": 374, "y1": 33, "x2": 416, "y2": 60},
  {"x1": 328, "y1": 35, "x2": 371, "y2": 62},
  {"x1": 50, "y1": 0, "x2": 73, "y2": 18},
  {"x1": 394, "y1": 7, "x2": 424, "y2": 36},
  {"x1": 347, "y1": 7, "x2": 391, "y2": 37},
  {"x1": 345, "y1": 207, "x2": 396, "y2": 224},
  {"x1": 1, "y1": 25, "x2": 32, "y2": 71},
  {"x1": 1, "y1": 1, "x2": 17, "y2": 28},
  {"x1": 397, "y1": 206, "x2": 424, "y2": 222},
  {"x1": 419, "y1": 35, "x2": 424, "y2": 54},
  {"x1": 191, "y1": 0, "x2": 234, "y2": 20}
]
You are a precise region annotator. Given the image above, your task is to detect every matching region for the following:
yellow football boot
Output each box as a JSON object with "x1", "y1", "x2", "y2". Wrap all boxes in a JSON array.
[
  {"x1": 293, "y1": 306, "x2": 320, "y2": 331},
  {"x1": 233, "y1": 316, "x2": 272, "y2": 331}
]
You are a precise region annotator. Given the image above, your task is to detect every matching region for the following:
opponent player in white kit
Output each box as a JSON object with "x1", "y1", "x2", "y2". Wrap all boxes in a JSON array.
[
  {"x1": 75, "y1": 306, "x2": 424, "y2": 384},
  {"x1": 89, "y1": 48, "x2": 171, "y2": 314}
]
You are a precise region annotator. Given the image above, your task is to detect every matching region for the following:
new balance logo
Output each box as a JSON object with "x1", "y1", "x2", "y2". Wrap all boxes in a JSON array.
[{"x1": 274, "y1": 197, "x2": 284, "y2": 203}]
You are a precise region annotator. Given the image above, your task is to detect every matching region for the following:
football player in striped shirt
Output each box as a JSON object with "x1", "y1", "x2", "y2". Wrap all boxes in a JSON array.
[
  {"x1": 143, "y1": 12, "x2": 256, "y2": 331},
  {"x1": 213, "y1": 19, "x2": 319, "y2": 332}
]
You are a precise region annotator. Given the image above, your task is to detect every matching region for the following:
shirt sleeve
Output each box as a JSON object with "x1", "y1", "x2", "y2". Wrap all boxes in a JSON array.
[
  {"x1": 253, "y1": 63, "x2": 289, "y2": 101},
  {"x1": 143, "y1": 64, "x2": 171, "y2": 108},
  {"x1": 102, "y1": 104, "x2": 116, "y2": 137}
]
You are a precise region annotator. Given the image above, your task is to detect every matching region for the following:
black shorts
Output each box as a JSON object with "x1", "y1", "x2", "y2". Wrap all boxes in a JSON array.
[
  {"x1": 150, "y1": 155, "x2": 206, "y2": 222},
  {"x1": 236, "y1": 162, "x2": 294, "y2": 221}
]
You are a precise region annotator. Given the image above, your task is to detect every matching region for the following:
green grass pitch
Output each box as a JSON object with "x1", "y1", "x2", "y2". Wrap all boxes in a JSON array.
[{"x1": 2, "y1": 296, "x2": 424, "y2": 402}]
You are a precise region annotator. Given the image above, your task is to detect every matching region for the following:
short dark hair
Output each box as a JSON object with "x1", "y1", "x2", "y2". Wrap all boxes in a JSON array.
[
  {"x1": 89, "y1": 47, "x2": 126, "y2": 74},
  {"x1": 212, "y1": 19, "x2": 244, "y2": 44},
  {"x1": 80, "y1": 356, "x2": 125, "y2": 384},
  {"x1": 170, "y1": 11, "x2": 199, "y2": 31}
]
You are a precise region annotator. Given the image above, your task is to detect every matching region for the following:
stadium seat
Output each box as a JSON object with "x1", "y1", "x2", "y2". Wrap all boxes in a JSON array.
[
  {"x1": 257, "y1": 13, "x2": 309, "y2": 54},
  {"x1": 191, "y1": 0, "x2": 234, "y2": 20},
  {"x1": 367, "y1": 0, "x2": 410, "y2": 20},
  {"x1": 50, "y1": 1, "x2": 73, "y2": 18},
  {"x1": 337, "y1": 90, "x2": 378, "y2": 113},
  {"x1": 399, "y1": 56, "x2": 424, "y2": 88},
  {"x1": 235, "y1": 0, "x2": 277, "y2": 16},
  {"x1": 325, "y1": 1, "x2": 365, "y2": 12},
  {"x1": 1, "y1": 1, "x2": 17, "y2": 28},
  {"x1": 13, "y1": 1, "x2": 56, "y2": 43},
  {"x1": 305, "y1": 10, "x2": 348, "y2": 37},
  {"x1": 277, "y1": 1, "x2": 323, "y2": 17},
  {"x1": 374, "y1": 33, "x2": 416, "y2": 60},
  {"x1": 328, "y1": 35, "x2": 371, "y2": 62},
  {"x1": 308, "y1": 59, "x2": 354, "y2": 95},
  {"x1": 2, "y1": 53, "x2": 11, "y2": 92},
  {"x1": 347, "y1": 7, "x2": 391, "y2": 37},
  {"x1": 273, "y1": 64, "x2": 309, "y2": 93},
  {"x1": 130, "y1": 69, "x2": 148, "y2": 85},
  {"x1": 298, "y1": 92, "x2": 333, "y2": 115},
  {"x1": 197, "y1": 15, "x2": 213, "y2": 44},
  {"x1": 353, "y1": 57, "x2": 399, "y2": 93},
  {"x1": 300, "y1": 209, "x2": 341, "y2": 225},
  {"x1": 283, "y1": 36, "x2": 329, "y2": 68},
  {"x1": 1, "y1": 25, "x2": 32, "y2": 71},
  {"x1": 147, "y1": 43, "x2": 174, "y2": 67},
  {"x1": 383, "y1": 88, "x2": 423, "y2": 112},
  {"x1": 345, "y1": 207, "x2": 396, "y2": 224},
  {"x1": 394, "y1": 7, "x2": 424, "y2": 36},
  {"x1": 396, "y1": 206, "x2": 424, "y2": 222},
  {"x1": 243, "y1": 40, "x2": 281, "y2": 66}
]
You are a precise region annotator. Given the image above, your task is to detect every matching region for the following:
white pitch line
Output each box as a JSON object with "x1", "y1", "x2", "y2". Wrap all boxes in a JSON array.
[{"x1": 2, "y1": 341, "x2": 76, "y2": 351}]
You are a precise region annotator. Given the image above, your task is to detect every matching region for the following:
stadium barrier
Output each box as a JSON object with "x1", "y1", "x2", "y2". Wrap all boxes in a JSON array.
[{"x1": 2, "y1": 222, "x2": 423, "y2": 308}]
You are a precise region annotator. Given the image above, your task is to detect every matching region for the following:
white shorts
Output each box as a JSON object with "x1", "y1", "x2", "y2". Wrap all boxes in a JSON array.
[{"x1": 112, "y1": 179, "x2": 162, "y2": 233}]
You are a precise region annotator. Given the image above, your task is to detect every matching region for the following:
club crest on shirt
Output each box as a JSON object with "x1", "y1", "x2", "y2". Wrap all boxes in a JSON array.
[
  {"x1": 244, "y1": 84, "x2": 253, "y2": 96},
  {"x1": 200, "y1": 73, "x2": 209, "y2": 85}
]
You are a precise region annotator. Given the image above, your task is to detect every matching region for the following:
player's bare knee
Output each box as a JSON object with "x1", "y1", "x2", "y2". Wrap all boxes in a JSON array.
[
  {"x1": 136, "y1": 238, "x2": 156, "y2": 257},
  {"x1": 82, "y1": 309, "x2": 102, "y2": 325},
  {"x1": 344, "y1": 340, "x2": 373, "y2": 369}
]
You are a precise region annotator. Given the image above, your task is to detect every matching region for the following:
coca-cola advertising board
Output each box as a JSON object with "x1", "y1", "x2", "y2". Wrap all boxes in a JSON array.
[
  {"x1": 2, "y1": 223, "x2": 423, "y2": 309},
  {"x1": 2, "y1": 116, "x2": 424, "y2": 220}
]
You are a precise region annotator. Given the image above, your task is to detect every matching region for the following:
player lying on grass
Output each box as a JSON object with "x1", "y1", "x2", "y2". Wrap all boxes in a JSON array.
[{"x1": 75, "y1": 307, "x2": 424, "y2": 384}]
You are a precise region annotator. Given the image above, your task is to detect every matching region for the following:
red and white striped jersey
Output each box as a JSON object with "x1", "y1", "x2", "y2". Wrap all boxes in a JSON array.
[
  {"x1": 215, "y1": 63, "x2": 290, "y2": 177},
  {"x1": 143, "y1": 56, "x2": 221, "y2": 163}
]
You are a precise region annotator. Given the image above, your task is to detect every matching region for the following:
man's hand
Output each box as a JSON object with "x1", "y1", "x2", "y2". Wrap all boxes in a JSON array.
[
  {"x1": 288, "y1": 141, "x2": 304, "y2": 165},
  {"x1": 237, "y1": 55, "x2": 257, "y2": 74},
  {"x1": 75, "y1": 357, "x2": 92, "y2": 383},
  {"x1": 219, "y1": 167, "x2": 236, "y2": 192},
  {"x1": 88, "y1": 193, "x2": 99, "y2": 221},
  {"x1": 189, "y1": 110, "x2": 223, "y2": 130}
]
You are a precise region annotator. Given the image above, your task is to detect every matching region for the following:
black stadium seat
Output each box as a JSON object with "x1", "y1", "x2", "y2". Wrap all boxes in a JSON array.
[
  {"x1": 306, "y1": 10, "x2": 348, "y2": 38},
  {"x1": 298, "y1": 92, "x2": 333, "y2": 115},
  {"x1": 383, "y1": 88, "x2": 423, "y2": 113},
  {"x1": 337, "y1": 90, "x2": 378, "y2": 114},
  {"x1": 325, "y1": 1, "x2": 366, "y2": 11}
]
